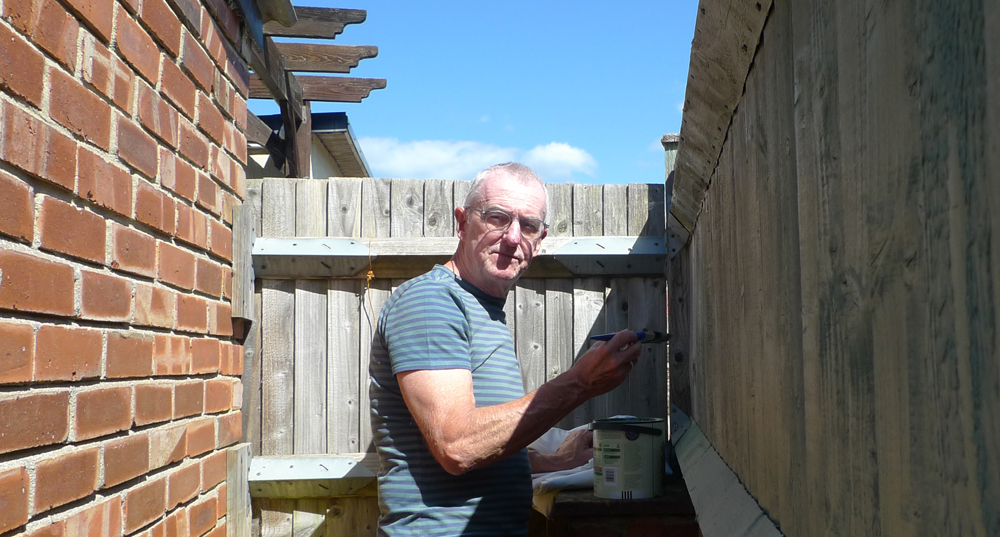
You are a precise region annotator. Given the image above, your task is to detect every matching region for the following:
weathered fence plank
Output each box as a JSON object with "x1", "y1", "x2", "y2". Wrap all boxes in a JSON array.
[
  {"x1": 328, "y1": 178, "x2": 362, "y2": 237},
  {"x1": 295, "y1": 180, "x2": 328, "y2": 455},
  {"x1": 423, "y1": 179, "x2": 453, "y2": 237},
  {"x1": 390, "y1": 178, "x2": 423, "y2": 238}
]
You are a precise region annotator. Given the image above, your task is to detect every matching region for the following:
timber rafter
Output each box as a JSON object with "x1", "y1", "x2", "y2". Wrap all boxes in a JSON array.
[{"x1": 246, "y1": 4, "x2": 384, "y2": 178}]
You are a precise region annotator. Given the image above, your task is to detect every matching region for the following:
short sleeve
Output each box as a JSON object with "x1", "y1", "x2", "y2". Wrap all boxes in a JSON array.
[{"x1": 382, "y1": 280, "x2": 472, "y2": 375}]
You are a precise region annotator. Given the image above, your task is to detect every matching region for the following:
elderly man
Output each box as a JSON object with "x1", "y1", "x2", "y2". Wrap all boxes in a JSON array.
[{"x1": 369, "y1": 163, "x2": 641, "y2": 536}]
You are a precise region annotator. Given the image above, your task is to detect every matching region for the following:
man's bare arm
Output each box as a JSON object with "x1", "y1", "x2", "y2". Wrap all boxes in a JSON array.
[{"x1": 397, "y1": 330, "x2": 641, "y2": 475}]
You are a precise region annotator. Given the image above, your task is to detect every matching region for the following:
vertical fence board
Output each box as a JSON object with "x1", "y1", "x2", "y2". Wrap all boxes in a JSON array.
[
  {"x1": 629, "y1": 183, "x2": 665, "y2": 237},
  {"x1": 359, "y1": 281, "x2": 391, "y2": 452},
  {"x1": 568, "y1": 277, "x2": 607, "y2": 428},
  {"x1": 453, "y1": 181, "x2": 472, "y2": 224},
  {"x1": 244, "y1": 180, "x2": 264, "y2": 456},
  {"x1": 227, "y1": 444, "x2": 252, "y2": 537},
  {"x1": 628, "y1": 277, "x2": 668, "y2": 419},
  {"x1": 515, "y1": 280, "x2": 546, "y2": 393},
  {"x1": 390, "y1": 178, "x2": 424, "y2": 238},
  {"x1": 423, "y1": 179, "x2": 453, "y2": 237},
  {"x1": 573, "y1": 185, "x2": 603, "y2": 236},
  {"x1": 604, "y1": 278, "x2": 631, "y2": 416},
  {"x1": 294, "y1": 180, "x2": 328, "y2": 454},
  {"x1": 603, "y1": 185, "x2": 628, "y2": 236},
  {"x1": 327, "y1": 497, "x2": 379, "y2": 537},
  {"x1": 361, "y1": 178, "x2": 391, "y2": 239},
  {"x1": 328, "y1": 280, "x2": 362, "y2": 453},
  {"x1": 545, "y1": 278, "x2": 573, "y2": 384},
  {"x1": 328, "y1": 178, "x2": 362, "y2": 237}
]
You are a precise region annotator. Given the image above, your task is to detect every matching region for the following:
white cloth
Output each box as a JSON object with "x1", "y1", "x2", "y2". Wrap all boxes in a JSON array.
[{"x1": 528, "y1": 424, "x2": 594, "y2": 494}]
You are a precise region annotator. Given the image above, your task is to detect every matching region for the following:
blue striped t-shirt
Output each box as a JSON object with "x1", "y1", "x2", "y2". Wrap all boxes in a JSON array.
[{"x1": 369, "y1": 265, "x2": 532, "y2": 536}]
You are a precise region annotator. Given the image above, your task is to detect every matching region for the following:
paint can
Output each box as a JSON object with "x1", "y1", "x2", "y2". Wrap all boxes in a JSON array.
[{"x1": 590, "y1": 417, "x2": 666, "y2": 499}]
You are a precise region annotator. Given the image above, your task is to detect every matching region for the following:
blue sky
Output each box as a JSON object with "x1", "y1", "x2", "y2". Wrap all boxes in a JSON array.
[{"x1": 250, "y1": 1, "x2": 698, "y2": 185}]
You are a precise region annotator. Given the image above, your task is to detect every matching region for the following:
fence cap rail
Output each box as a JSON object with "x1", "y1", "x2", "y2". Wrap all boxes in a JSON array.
[
  {"x1": 248, "y1": 454, "x2": 377, "y2": 498},
  {"x1": 251, "y1": 236, "x2": 667, "y2": 279}
]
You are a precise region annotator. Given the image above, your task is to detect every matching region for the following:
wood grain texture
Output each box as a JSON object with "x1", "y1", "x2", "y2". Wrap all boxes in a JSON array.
[
  {"x1": 275, "y1": 43, "x2": 377, "y2": 73},
  {"x1": 328, "y1": 280, "x2": 362, "y2": 453},
  {"x1": 602, "y1": 185, "x2": 628, "y2": 236},
  {"x1": 545, "y1": 183, "x2": 573, "y2": 237},
  {"x1": 227, "y1": 444, "x2": 252, "y2": 537},
  {"x1": 361, "y1": 178, "x2": 391, "y2": 239},
  {"x1": 359, "y1": 281, "x2": 390, "y2": 452},
  {"x1": 422, "y1": 179, "x2": 453, "y2": 237},
  {"x1": 390, "y1": 179, "x2": 424, "y2": 238},
  {"x1": 328, "y1": 178, "x2": 362, "y2": 237},
  {"x1": 243, "y1": 180, "x2": 264, "y2": 456},
  {"x1": 264, "y1": 7, "x2": 366, "y2": 39},
  {"x1": 326, "y1": 497, "x2": 378, "y2": 536},
  {"x1": 681, "y1": 0, "x2": 1000, "y2": 534},
  {"x1": 515, "y1": 279, "x2": 546, "y2": 393},
  {"x1": 568, "y1": 277, "x2": 607, "y2": 428}
]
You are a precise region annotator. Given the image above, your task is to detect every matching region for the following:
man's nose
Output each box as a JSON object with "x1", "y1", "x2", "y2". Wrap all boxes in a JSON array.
[{"x1": 501, "y1": 219, "x2": 522, "y2": 244}]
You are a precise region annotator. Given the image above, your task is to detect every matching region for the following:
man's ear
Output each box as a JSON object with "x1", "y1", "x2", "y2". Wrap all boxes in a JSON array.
[{"x1": 454, "y1": 206, "x2": 467, "y2": 238}]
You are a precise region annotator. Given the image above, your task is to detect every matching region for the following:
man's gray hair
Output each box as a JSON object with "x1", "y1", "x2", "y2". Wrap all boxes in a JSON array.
[{"x1": 463, "y1": 162, "x2": 548, "y2": 222}]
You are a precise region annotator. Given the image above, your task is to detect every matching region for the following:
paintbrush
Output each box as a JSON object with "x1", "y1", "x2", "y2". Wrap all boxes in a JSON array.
[{"x1": 589, "y1": 331, "x2": 671, "y2": 344}]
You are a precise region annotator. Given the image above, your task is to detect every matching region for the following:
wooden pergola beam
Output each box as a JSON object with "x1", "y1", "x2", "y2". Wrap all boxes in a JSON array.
[
  {"x1": 249, "y1": 75, "x2": 386, "y2": 103},
  {"x1": 263, "y1": 7, "x2": 366, "y2": 39},
  {"x1": 245, "y1": 111, "x2": 273, "y2": 147},
  {"x1": 274, "y1": 43, "x2": 378, "y2": 73}
]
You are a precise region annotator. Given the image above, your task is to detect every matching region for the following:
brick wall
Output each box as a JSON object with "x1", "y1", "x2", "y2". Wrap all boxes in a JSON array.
[{"x1": 0, "y1": 0, "x2": 248, "y2": 535}]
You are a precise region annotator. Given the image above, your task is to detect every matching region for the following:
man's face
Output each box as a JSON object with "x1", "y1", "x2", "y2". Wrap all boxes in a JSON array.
[{"x1": 454, "y1": 174, "x2": 547, "y2": 297}]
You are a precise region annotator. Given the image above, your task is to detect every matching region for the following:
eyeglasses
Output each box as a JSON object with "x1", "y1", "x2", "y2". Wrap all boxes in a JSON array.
[{"x1": 466, "y1": 207, "x2": 548, "y2": 241}]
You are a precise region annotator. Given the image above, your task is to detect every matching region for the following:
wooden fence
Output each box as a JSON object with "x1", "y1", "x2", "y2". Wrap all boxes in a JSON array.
[{"x1": 241, "y1": 177, "x2": 667, "y2": 535}]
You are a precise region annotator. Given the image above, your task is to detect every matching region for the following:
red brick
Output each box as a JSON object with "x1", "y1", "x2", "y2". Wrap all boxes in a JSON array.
[
  {"x1": 160, "y1": 57, "x2": 197, "y2": 119},
  {"x1": 135, "y1": 284, "x2": 176, "y2": 329},
  {"x1": 211, "y1": 72, "x2": 230, "y2": 119},
  {"x1": 191, "y1": 338, "x2": 219, "y2": 373},
  {"x1": 196, "y1": 92, "x2": 224, "y2": 145},
  {"x1": 115, "y1": 4, "x2": 159, "y2": 84},
  {"x1": 123, "y1": 478, "x2": 166, "y2": 533},
  {"x1": 208, "y1": 219, "x2": 232, "y2": 262},
  {"x1": 187, "y1": 495, "x2": 217, "y2": 536},
  {"x1": 34, "y1": 447, "x2": 100, "y2": 512},
  {"x1": 186, "y1": 417, "x2": 214, "y2": 456},
  {"x1": 157, "y1": 509, "x2": 189, "y2": 537},
  {"x1": 181, "y1": 32, "x2": 214, "y2": 92},
  {"x1": 174, "y1": 379, "x2": 203, "y2": 418},
  {"x1": 165, "y1": 0, "x2": 200, "y2": 32},
  {"x1": 2, "y1": 0, "x2": 42, "y2": 34},
  {"x1": 135, "y1": 383, "x2": 173, "y2": 425},
  {"x1": 177, "y1": 294, "x2": 208, "y2": 333},
  {"x1": 216, "y1": 411, "x2": 241, "y2": 448},
  {"x1": 1, "y1": 102, "x2": 77, "y2": 190},
  {"x1": 197, "y1": 172, "x2": 219, "y2": 215},
  {"x1": 158, "y1": 242, "x2": 196, "y2": 290},
  {"x1": 221, "y1": 267, "x2": 233, "y2": 301},
  {"x1": 0, "y1": 169, "x2": 33, "y2": 242},
  {"x1": 179, "y1": 117, "x2": 209, "y2": 169},
  {"x1": 136, "y1": 181, "x2": 176, "y2": 235},
  {"x1": 206, "y1": 145, "x2": 228, "y2": 188},
  {"x1": 61, "y1": 0, "x2": 113, "y2": 41},
  {"x1": 39, "y1": 197, "x2": 106, "y2": 264},
  {"x1": 0, "y1": 467, "x2": 29, "y2": 533},
  {"x1": 0, "y1": 250, "x2": 75, "y2": 316},
  {"x1": 33, "y1": 0, "x2": 79, "y2": 70},
  {"x1": 34, "y1": 325, "x2": 102, "y2": 381},
  {"x1": 176, "y1": 203, "x2": 208, "y2": 250},
  {"x1": 0, "y1": 22, "x2": 44, "y2": 107},
  {"x1": 199, "y1": 451, "x2": 226, "y2": 492},
  {"x1": 167, "y1": 463, "x2": 200, "y2": 508},
  {"x1": 62, "y1": 497, "x2": 122, "y2": 537},
  {"x1": 195, "y1": 258, "x2": 222, "y2": 297},
  {"x1": 227, "y1": 125, "x2": 247, "y2": 166},
  {"x1": 203, "y1": 379, "x2": 231, "y2": 414},
  {"x1": 74, "y1": 386, "x2": 132, "y2": 441},
  {"x1": 118, "y1": 117, "x2": 159, "y2": 179},
  {"x1": 81, "y1": 270, "x2": 131, "y2": 321},
  {"x1": 111, "y1": 224, "x2": 156, "y2": 278},
  {"x1": 149, "y1": 424, "x2": 186, "y2": 469},
  {"x1": 205, "y1": 521, "x2": 225, "y2": 537},
  {"x1": 104, "y1": 433, "x2": 149, "y2": 487},
  {"x1": 49, "y1": 69, "x2": 112, "y2": 150},
  {"x1": 138, "y1": 81, "x2": 179, "y2": 148},
  {"x1": 0, "y1": 391, "x2": 69, "y2": 454},
  {"x1": 208, "y1": 301, "x2": 232, "y2": 337},
  {"x1": 78, "y1": 146, "x2": 132, "y2": 217},
  {"x1": 154, "y1": 334, "x2": 192, "y2": 375},
  {"x1": 214, "y1": 484, "x2": 226, "y2": 518},
  {"x1": 172, "y1": 158, "x2": 198, "y2": 202},
  {"x1": 81, "y1": 33, "x2": 133, "y2": 112},
  {"x1": 232, "y1": 94, "x2": 247, "y2": 131},
  {"x1": 203, "y1": 0, "x2": 238, "y2": 42},
  {"x1": 107, "y1": 331, "x2": 154, "y2": 378},
  {"x1": 140, "y1": 0, "x2": 182, "y2": 56},
  {"x1": 0, "y1": 321, "x2": 32, "y2": 384}
]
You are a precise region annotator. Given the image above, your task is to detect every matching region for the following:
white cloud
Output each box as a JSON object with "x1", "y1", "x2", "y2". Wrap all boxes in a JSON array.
[
  {"x1": 677, "y1": 101, "x2": 684, "y2": 113},
  {"x1": 359, "y1": 137, "x2": 518, "y2": 181},
  {"x1": 522, "y1": 142, "x2": 597, "y2": 179},
  {"x1": 480, "y1": 114, "x2": 490, "y2": 122},
  {"x1": 358, "y1": 138, "x2": 599, "y2": 182}
]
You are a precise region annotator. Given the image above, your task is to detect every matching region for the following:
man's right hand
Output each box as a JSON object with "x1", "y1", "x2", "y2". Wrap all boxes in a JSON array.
[{"x1": 570, "y1": 330, "x2": 642, "y2": 398}]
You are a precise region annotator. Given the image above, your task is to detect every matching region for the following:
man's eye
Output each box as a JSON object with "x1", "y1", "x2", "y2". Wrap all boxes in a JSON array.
[
  {"x1": 521, "y1": 221, "x2": 540, "y2": 234},
  {"x1": 486, "y1": 212, "x2": 509, "y2": 226}
]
